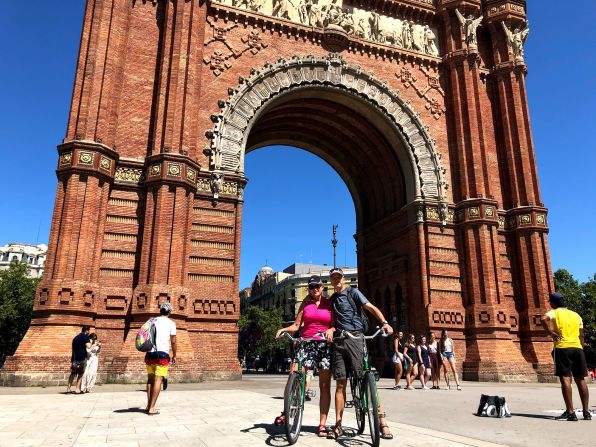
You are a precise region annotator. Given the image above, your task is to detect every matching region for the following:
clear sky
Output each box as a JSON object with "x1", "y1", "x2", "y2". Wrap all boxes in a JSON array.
[{"x1": 0, "y1": 1, "x2": 594, "y2": 290}]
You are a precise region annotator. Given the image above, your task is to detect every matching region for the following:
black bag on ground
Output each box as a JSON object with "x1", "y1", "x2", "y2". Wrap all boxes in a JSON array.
[{"x1": 476, "y1": 394, "x2": 512, "y2": 418}]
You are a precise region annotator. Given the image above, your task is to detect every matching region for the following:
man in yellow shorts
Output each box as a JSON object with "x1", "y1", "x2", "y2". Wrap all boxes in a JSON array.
[
  {"x1": 145, "y1": 302, "x2": 177, "y2": 415},
  {"x1": 541, "y1": 292, "x2": 591, "y2": 421}
]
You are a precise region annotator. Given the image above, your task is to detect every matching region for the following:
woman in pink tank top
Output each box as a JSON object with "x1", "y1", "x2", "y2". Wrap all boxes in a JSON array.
[{"x1": 274, "y1": 275, "x2": 333, "y2": 437}]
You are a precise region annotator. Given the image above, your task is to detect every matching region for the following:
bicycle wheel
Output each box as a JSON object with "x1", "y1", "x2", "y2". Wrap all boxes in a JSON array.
[
  {"x1": 364, "y1": 371, "x2": 380, "y2": 447},
  {"x1": 284, "y1": 372, "x2": 304, "y2": 445},
  {"x1": 349, "y1": 375, "x2": 366, "y2": 434}
]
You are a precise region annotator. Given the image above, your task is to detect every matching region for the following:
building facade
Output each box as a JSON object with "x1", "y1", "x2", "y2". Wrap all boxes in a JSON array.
[
  {"x1": 3, "y1": 0, "x2": 555, "y2": 385},
  {"x1": 0, "y1": 243, "x2": 47, "y2": 279}
]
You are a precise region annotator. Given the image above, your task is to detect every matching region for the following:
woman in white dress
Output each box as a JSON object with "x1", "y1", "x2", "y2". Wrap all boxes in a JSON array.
[{"x1": 82, "y1": 333, "x2": 101, "y2": 393}]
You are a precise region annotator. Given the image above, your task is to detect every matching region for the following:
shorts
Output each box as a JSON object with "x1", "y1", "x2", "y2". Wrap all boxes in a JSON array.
[
  {"x1": 443, "y1": 351, "x2": 455, "y2": 361},
  {"x1": 421, "y1": 357, "x2": 431, "y2": 369},
  {"x1": 146, "y1": 364, "x2": 169, "y2": 377},
  {"x1": 293, "y1": 340, "x2": 331, "y2": 370},
  {"x1": 391, "y1": 352, "x2": 402, "y2": 365},
  {"x1": 145, "y1": 351, "x2": 170, "y2": 377},
  {"x1": 332, "y1": 333, "x2": 364, "y2": 380},
  {"x1": 70, "y1": 360, "x2": 86, "y2": 375},
  {"x1": 553, "y1": 348, "x2": 587, "y2": 377}
]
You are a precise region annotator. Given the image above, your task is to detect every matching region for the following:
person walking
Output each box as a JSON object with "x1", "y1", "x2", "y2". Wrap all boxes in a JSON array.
[
  {"x1": 274, "y1": 275, "x2": 332, "y2": 437},
  {"x1": 403, "y1": 333, "x2": 417, "y2": 390},
  {"x1": 324, "y1": 267, "x2": 394, "y2": 440},
  {"x1": 66, "y1": 325, "x2": 91, "y2": 394},
  {"x1": 81, "y1": 333, "x2": 101, "y2": 393},
  {"x1": 541, "y1": 292, "x2": 591, "y2": 421},
  {"x1": 440, "y1": 329, "x2": 461, "y2": 390},
  {"x1": 145, "y1": 302, "x2": 177, "y2": 415},
  {"x1": 417, "y1": 335, "x2": 431, "y2": 390},
  {"x1": 392, "y1": 331, "x2": 404, "y2": 389},
  {"x1": 428, "y1": 332, "x2": 441, "y2": 389}
]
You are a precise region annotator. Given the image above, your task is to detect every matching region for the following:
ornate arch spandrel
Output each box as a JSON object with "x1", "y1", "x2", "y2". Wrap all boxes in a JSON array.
[{"x1": 205, "y1": 53, "x2": 448, "y2": 206}]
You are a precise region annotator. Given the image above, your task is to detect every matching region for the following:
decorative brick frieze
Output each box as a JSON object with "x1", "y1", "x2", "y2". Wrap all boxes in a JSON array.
[
  {"x1": 144, "y1": 153, "x2": 202, "y2": 190},
  {"x1": 57, "y1": 140, "x2": 118, "y2": 181},
  {"x1": 498, "y1": 206, "x2": 549, "y2": 232}
]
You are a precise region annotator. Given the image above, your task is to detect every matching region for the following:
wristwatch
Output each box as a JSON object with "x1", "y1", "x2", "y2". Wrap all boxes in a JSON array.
[{"x1": 382, "y1": 320, "x2": 388, "y2": 325}]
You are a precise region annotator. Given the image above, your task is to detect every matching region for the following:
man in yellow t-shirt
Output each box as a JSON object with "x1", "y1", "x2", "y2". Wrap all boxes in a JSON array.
[{"x1": 541, "y1": 292, "x2": 591, "y2": 421}]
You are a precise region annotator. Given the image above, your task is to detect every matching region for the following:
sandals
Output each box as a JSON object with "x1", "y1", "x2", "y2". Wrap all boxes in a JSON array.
[
  {"x1": 326, "y1": 424, "x2": 342, "y2": 439},
  {"x1": 318, "y1": 424, "x2": 327, "y2": 437},
  {"x1": 380, "y1": 424, "x2": 393, "y2": 440},
  {"x1": 274, "y1": 412, "x2": 285, "y2": 426}
]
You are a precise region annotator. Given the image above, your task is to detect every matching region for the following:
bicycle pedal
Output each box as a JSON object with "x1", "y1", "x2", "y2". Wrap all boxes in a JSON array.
[{"x1": 345, "y1": 400, "x2": 354, "y2": 408}]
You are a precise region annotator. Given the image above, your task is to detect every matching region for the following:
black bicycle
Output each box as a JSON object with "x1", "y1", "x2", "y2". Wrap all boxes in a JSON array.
[{"x1": 342, "y1": 327, "x2": 387, "y2": 447}]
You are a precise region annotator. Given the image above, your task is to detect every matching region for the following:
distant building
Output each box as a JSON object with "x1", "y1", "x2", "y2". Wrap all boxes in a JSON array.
[
  {"x1": 0, "y1": 243, "x2": 47, "y2": 278},
  {"x1": 245, "y1": 263, "x2": 358, "y2": 321}
]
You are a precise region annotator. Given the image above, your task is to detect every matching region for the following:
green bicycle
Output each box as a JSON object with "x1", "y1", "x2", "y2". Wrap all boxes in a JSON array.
[
  {"x1": 343, "y1": 327, "x2": 387, "y2": 447},
  {"x1": 280, "y1": 331, "x2": 323, "y2": 445}
]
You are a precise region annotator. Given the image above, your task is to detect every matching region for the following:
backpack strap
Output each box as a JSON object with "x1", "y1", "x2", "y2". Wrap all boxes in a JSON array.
[{"x1": 345, "y1": 288, "x2": 365, "y2": 328}]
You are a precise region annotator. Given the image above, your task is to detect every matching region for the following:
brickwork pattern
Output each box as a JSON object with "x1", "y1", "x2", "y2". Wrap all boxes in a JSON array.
[{"x1": 2, "y1": 0, "x2": 556, "y2": 385}]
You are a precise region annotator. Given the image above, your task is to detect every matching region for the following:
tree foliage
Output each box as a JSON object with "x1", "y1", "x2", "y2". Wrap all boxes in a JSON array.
[
  {"x1": 238, "y1": 305, "x2": 284, "y2": 359},
  {"x1": 0, "y1": 260, "x2": 39, "y2": 361},
  {"x1": 554, "y1": 269, "x2": 596, "y2": 365}
]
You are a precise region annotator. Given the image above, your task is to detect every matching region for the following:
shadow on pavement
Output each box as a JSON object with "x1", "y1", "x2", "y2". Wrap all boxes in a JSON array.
[
  {"x1": 510, "y1": 413, "x2": 554, "y2": 420},
  {"x1": 113, "y1": 407, "x2": 147, "y2": 414}
]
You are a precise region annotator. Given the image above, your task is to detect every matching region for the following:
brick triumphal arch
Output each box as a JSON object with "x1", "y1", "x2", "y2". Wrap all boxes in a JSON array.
[{"x1": 2, "y1": 0, "x2": 555, "y2": 384}]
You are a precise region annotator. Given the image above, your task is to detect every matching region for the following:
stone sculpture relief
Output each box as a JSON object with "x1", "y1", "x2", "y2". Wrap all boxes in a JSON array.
[
  {"x1": 502, "y1": 21, "x2": 529, "y2": 61},
  {"x1": 213, "y1": 0, "x2": 440, "y2": 57},
  {"x1": 206, "y1": 54, "x2": 449, "y2": 202},
  {"x1": 455, "y1": 9, "x2": 482, "y2": 50}
]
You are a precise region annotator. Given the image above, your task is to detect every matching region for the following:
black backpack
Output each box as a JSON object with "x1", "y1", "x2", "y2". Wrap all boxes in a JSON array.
[{"x1": 345, "y1": 288, "x2": 369, "y2": 332}]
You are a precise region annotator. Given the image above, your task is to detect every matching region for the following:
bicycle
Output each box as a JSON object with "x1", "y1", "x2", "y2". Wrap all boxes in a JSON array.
[
  {"x1": 279, "y1": 331, "x2": 324, "y2": 445},
  {"x1": 341, "y1": 327, "x2": 387, "y2": 447}
]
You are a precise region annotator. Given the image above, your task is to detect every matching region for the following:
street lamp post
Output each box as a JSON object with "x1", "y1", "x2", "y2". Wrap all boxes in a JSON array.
[{"x1": 332, "y1": 224, "x2": 338, "y2": 268}]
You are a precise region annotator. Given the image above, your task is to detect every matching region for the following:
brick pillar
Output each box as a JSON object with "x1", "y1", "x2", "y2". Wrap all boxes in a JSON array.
[
  {"x1": 439, "y1": 0, "x2": 535, "y2": 381},
  {"x1": 485, "y1": 1, "x2": 554, "y2": 380},
  {"x1": 0, "y1": 142, "x2": 117, "y2": 386}
]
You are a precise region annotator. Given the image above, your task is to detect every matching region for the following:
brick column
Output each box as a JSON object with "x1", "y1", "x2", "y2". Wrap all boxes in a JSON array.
[
  {"x1": 439, "y1": 0, "x2": 535, "y2": 380},
  {"x1": 1, "y1": 142, "x2": 117, "y2": 385},
  {"x1": 485, "y1": 0, "x2": 554, "y2": 380}
]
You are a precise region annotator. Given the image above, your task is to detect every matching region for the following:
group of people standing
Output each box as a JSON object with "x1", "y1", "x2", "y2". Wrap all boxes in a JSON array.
[
  {"x1": 392, "y1": 329, "x2": 461, "y2": 391},
  {"x1": 274, "y1": 267, "x2": 395, "y2": 440},
  {"x1": 66, "y1": 325, "x2": 101, "y2": 394}
]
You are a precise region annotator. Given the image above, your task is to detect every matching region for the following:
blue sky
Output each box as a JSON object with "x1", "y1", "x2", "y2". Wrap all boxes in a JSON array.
[{"x1": 0, "y1": 1, "x2": 594, "y2": 290}]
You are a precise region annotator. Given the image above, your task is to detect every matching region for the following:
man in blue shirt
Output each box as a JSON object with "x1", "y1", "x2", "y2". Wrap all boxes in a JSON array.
[
  {"x1": 325, "y1": 268, "x2": 394, "y2": 440},
  {"x1": 67, "y1": 325, "x2": 91, "y2": 394}
]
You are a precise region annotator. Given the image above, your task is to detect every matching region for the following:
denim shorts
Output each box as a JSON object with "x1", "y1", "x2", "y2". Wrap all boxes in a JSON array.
[{"x1": 442, "y1": 352, "x2": 455, "y2": 360}]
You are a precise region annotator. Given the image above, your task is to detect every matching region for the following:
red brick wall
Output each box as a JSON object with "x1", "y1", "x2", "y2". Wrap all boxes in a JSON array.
[{"x1": 2, "y1": 0, "x2": 556, "y2": 385}]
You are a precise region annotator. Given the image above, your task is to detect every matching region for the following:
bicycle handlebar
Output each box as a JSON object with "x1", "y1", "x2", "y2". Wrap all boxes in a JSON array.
[
  {"x1": 279, "y1": 331, "x2": 326, "y2": 345},
  {"x1": 341, "y1": 326, "x2": 388, "y2": 340}
]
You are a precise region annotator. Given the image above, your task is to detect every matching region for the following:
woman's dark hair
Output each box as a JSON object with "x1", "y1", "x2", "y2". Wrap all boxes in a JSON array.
[
  {"x1": 89, "y1": 333, "x2": 97, "y2": 341},
  {"x1": 81, "y1": 325, "x2": 90, "y2": 332},
  {"x1": 441, "y1": 329, "x2": 448, "y2": 340},
  {"x1": 418, "y1": 335, "x2": 426, "y2": 344}
]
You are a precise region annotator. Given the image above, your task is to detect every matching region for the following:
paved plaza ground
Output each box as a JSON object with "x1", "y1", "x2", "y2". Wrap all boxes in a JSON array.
[{"x1": 0, "y1": 374, "x2": 594, "y2": 447}]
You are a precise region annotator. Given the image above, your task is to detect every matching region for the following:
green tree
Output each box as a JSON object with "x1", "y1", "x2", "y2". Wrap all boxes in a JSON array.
[
  {"x1": 0, "y1": 260, "x2": 38, "y2": 361},
  {"x1": 238, "y1": 305, "x2": 284, "y2": 361},
  {"x1": 554, "y1": 269, "x2": 596, "y2": 365}
]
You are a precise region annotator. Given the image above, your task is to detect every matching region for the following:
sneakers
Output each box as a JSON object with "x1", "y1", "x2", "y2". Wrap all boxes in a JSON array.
[
  {"x1": 584, "y1": 410, "x2": 592, "y2": 421},
  {"x1": 422, "y1": 386, "x2": 430, "y2": 390},
  {"x1": 457, "y1": 385, "x2": 462, "y2": 391},
  {"x1": 405, "y1": 385, "x2": 415, "y2": 390},
  {"x1": 444, "y1": 385, "x2": 450, "y2": 390},
  {"x1": 392, "y1": 385, "x2": 402, "y2": 390},
  {"x1": 556, "y1": 410, "x2": 578, "y2": 421}
]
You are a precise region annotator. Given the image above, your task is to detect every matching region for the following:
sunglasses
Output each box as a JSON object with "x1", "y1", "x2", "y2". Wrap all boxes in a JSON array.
[{"x1": 308, "y1": 284, "x2": 322, "y2": 290}]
